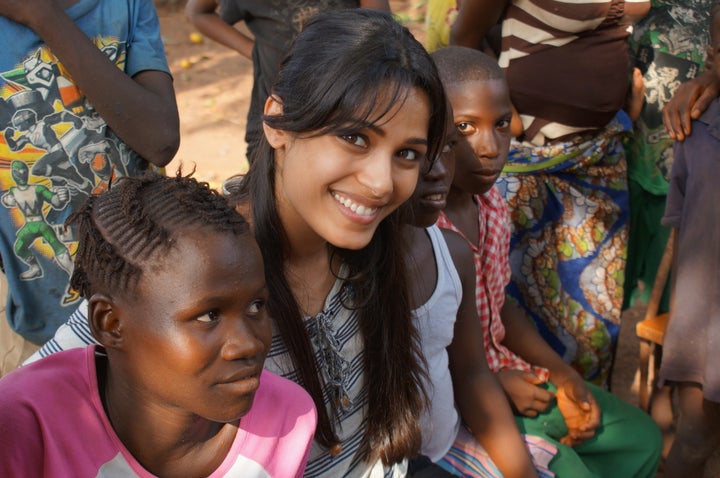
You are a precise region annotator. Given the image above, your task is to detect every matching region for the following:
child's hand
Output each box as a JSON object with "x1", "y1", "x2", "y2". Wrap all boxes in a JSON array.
[
  {"x1": 663, "y1": 69, "x2": 720, "y2": 141},
  {"x1": 497, "y1": 369, "x2": 553, "y2": 417},
  {"x1": 555, "y1": 378, "x2": 601, "y2": 447}
]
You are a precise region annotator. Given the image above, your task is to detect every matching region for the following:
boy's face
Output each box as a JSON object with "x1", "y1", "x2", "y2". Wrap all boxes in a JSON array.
[
  {"x1": 113, "y1": 230, "x2": 271, "y2": 424},
  {"x1": 446, "y1": 78, "x2": 512, "y2": 196},
  {"x1": 409, "y1": 115, "x2": 458, "y2": 227}
]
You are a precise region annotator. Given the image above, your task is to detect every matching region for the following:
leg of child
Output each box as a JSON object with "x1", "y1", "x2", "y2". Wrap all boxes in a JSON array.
[
  {"x1": 664, "y1": 383, "x2": 720, "y2": 478},
  {"x1": 435, "y1": 426, "x2": 556, "y2": 478},
  {"x1": 516, "y1": 383, "x2": 662, "y2": 477},
  {"x1": 626, "y1": 67, "x2": 646, "y2": 122}
]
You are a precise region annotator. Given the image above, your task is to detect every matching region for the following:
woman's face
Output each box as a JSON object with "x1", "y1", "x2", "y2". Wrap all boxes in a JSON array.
[
  {"x1": 268, "y1": 86, "x2": 431, "y2": 251},
  {"x1": 108, "y1": 230, "x2": 271, "y2": 424}
]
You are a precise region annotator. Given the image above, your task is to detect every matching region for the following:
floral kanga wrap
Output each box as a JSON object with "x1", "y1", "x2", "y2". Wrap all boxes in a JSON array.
[{"x1": 496, "y1": 119, "x2": 629, "y2": 384}]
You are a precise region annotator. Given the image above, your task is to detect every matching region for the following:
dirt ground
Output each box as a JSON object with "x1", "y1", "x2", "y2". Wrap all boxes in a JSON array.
[
  {"x1": 156, "y1": 0, "x2": 424, "y2": 185},
  {"x1": 153, "y1": 2, "x2": 719, "y2": 475}
]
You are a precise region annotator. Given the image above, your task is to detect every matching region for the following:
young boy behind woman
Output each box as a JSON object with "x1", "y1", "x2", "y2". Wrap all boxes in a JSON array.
[
  {"x1": 406, "y1": 108, "x2": 556, "y2": 478},
  {"x1": 0, "y1": 173, "x2": 316, "y2": 477},
  {"x1": 430, "y1": 45, "x2": 663, "y2": 477},
  {"x1": 658, "y1": 3, "x2": 720, "y2": 476}
]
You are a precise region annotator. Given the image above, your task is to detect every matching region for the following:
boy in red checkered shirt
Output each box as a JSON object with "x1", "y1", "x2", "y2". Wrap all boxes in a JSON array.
[{"x1": 431, "y1": 45, "x2": 662, "y2": 478}]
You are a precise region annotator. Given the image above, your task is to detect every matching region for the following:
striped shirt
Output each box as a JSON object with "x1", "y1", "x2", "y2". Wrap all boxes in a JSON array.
[
  {"x1": 29, "y1": 282, "x2": 405, "y2": 478},
  {"x1": 264, "y1": 277, "x2": 404, "y2": 478},
  {"x1": 499, "y1": 0, "x2": 650, "y2": 144}
]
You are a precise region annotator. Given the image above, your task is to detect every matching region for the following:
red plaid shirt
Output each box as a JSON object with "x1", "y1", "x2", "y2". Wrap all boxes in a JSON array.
[{"x1": 437, "y1": 187, "x2": 550, "y2": 381}]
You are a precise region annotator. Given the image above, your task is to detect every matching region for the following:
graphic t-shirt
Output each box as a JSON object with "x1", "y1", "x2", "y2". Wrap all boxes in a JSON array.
[
  {"x1": 0, "y1": 346, "x2": 317, "y2": 477},
  {"x1": 627, "y1": 0, "x2": 711, "y2": 194},
  {"x1": 0, "y1": 0, "x2": 169, "y2": 343}
]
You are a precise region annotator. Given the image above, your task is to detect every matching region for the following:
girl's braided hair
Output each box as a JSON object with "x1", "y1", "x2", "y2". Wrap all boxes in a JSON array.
[{"x1": 69, "y1": 171, "x2": 249, "y2": 299}]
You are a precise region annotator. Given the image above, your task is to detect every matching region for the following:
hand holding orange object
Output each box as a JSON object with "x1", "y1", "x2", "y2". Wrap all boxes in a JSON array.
[{"x1": 555, "y1": 377, "x2": 601, "y2": 447}]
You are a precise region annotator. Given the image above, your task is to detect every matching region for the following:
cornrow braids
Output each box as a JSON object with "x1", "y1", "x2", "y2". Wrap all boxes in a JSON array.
[{"x1": 69, "y1": 171, "x2": 249, "y2": 299}]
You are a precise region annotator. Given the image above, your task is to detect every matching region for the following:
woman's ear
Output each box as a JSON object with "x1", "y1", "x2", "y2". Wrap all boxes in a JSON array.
[
  {"x1": 263, "y1": 95, "x2": 289, "y2": 150},
  {"x1": 88, "y1": 294, "x2": 124, "y2": 349}
]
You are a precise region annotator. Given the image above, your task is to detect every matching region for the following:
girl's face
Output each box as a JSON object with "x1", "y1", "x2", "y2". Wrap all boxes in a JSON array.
[
  {"x1": 448, "y1": 78, "x2": 512, "y2": 196},
  {"x1": 111, "y1": 230, "x2": 271, "y2": 423},
  {"x1": 267, "y1": 86, "x2": 431, "y2": 251}
]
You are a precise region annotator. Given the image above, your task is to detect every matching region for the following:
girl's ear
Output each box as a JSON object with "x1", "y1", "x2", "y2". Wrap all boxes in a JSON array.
[
  {"x1": 88, "y1": 294, "x2": 124, "y2": 349},
  {"x1": 263, "y1": 95, "x2": 290, "y2": 150}
]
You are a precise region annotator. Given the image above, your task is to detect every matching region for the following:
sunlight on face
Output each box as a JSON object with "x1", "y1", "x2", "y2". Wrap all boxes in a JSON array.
[
  {"x1": 273, "y1": 86, "x2": 432, "y2": 251},
  {"x1": 116, "y1": 230, "x2": 271, "y2": 424}
]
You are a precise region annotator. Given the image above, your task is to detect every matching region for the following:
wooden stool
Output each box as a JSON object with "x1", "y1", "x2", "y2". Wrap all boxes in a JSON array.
[{"x1": 635, "y1": 230, "x2": 674, "y2": 412}]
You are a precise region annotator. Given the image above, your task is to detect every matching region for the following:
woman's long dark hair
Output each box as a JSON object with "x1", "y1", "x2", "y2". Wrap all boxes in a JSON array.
[{"x1": 232, "y1": 9, "x2": 447, "y2": 465}]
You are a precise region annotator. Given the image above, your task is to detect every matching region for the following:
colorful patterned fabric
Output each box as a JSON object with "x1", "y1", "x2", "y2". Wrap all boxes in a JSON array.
[
  {"x1": 623, "y1": 0, "x2": 711, "y2": 312},
  {"x1": 495, "y1": 119, "x2": 630, "y2": 384},
  {"x1": 437, "y1": 187, "x2": 550, "y2": 381},
  {"x1": 436, "y1": 425, "x2": 556, "y2": 478},
  {"x1": 626, "y1": 0, "x2": 711, "y2": 196}
]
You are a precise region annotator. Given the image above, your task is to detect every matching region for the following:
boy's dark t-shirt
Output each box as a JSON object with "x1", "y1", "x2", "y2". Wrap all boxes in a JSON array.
[{"x1": 218, "y1": 1, "x2": 359, "y2": 158}]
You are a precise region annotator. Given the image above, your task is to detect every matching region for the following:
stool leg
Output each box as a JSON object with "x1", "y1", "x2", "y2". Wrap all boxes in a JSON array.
[{"x1": 639, "y1": 339, "x2": 652, "y2": 412}]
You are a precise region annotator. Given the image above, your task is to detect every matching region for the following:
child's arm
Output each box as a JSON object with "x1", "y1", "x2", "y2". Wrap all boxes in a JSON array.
[
  {"x1": 443, "y1": 230, "x2": 539, "y2": 478},
  {"x1": 185, "y1": 0, "x2": 254, "y2": 60},
  {"x1": 450, "y1": 0, "x2": 508, "y2": 50},
  {"x1": 0, "y1": 0, "x2": 179, "y2": 167},
  {"x1": 626, "y1": 67, "x2": 646, "y2": 122},
  {"x1": 359, "y1": 0, "x2": 391, "y2": 11},
  {"x1": 500, "y1": 299, "x2": 601, "y2": 446}
]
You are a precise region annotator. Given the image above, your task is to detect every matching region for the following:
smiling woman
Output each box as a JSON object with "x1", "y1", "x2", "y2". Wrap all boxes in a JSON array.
[
  {"x1": 23, "y1": 8, "x2": 448, "y2": 477},
  {"x1": 231, "y1": 8, "x2": 448, "y2": 477}
]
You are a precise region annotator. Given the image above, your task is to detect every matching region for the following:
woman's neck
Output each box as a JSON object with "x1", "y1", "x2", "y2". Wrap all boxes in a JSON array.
[
  {"x1": 284, "y1": 246, "x2": 339, "y2": 316},
  {"x1": 99, "y1": 358, "x2": 236, "y2": 478},
  {"x1": 275, "y1": 190, "x2": 341, "y2": 316}
]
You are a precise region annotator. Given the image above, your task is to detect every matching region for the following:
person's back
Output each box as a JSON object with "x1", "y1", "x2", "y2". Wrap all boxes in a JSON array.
[{"x1": 0, "y1": 0, "x2": 179, "y2": 372}]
